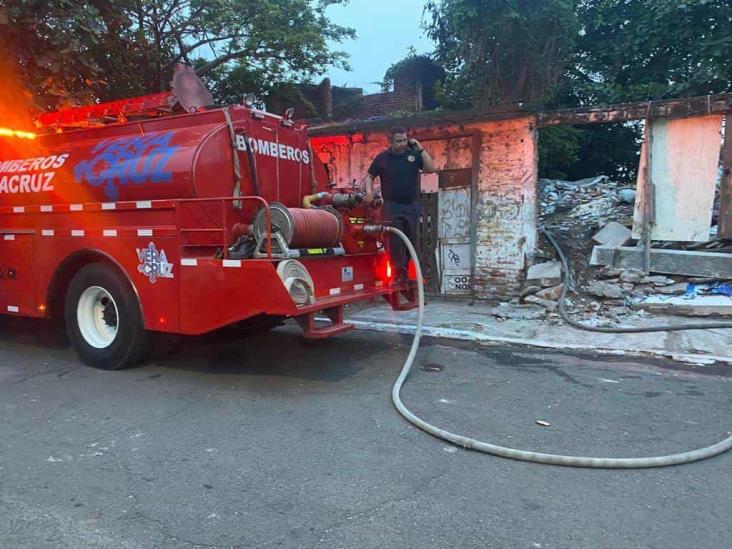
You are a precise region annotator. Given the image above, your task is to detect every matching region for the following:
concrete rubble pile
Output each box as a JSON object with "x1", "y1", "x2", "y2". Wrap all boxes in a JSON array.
[
  {"x1": 539, "y1": 175, "x2": 636, "y2": 240},
  {"x1": 504, "y1": 175, "x2": 732, "y2": 324}
]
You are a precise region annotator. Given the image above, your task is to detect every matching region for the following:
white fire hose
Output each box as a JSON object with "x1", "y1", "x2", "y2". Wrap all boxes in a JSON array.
[{"x1": 383, "y1": 226, "x2": 732, "y2": 468}]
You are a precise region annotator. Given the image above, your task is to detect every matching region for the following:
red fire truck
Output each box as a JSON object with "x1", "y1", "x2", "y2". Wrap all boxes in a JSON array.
[{"x1": 0, "y1": 66, "x2": 415, "y2": 369}]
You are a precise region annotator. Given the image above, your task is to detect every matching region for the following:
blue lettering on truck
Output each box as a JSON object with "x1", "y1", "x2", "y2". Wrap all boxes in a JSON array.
[{"x1": 74, "y1": 132, "x2": 179, "y2": 200}]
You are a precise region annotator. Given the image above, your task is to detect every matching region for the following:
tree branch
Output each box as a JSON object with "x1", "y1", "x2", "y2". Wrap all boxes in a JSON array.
[{"x1": 195, "y1": 49, "x2": 252, "y2": 76}]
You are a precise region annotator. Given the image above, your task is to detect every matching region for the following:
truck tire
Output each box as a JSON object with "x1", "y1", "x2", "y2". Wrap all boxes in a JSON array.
[{"x1": 65, "y1": 263, "x2": 151, "y2": 370}]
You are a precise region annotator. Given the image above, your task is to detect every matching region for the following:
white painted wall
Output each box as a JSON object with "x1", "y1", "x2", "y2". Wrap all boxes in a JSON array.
[{"x1": 633, "y1": 115, "x2": 723, "y2": 241}]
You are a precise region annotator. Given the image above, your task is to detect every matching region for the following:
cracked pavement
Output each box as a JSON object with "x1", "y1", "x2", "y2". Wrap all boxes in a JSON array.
[{"x1": 0, "y1": 317, "x2": 730, "y2": 548}]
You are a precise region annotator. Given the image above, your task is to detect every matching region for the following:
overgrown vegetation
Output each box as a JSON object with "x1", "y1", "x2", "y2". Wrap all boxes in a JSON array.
[
  {"x1": 2, "y1": 0, "x2": 730, "y2": 182},
  {"x1": 421, "y1": 0, "x2": 732, "y2": 181},
  {"x1": 0, "y1": 0, "x2": 353, "y2": 110}
]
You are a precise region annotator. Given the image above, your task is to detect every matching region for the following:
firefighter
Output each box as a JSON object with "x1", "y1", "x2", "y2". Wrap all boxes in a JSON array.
[{"x1": 363, "y1": 126, "x2": 435, "y2": 285}]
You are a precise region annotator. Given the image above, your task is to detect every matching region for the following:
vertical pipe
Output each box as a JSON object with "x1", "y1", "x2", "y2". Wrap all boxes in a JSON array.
[
  {"x1": 719, "y1": 115, "x2": 732, "y2": 239},
  {"x1": 222, "y1": 201, "x2": 229, "y2": 259},
  {"x1": 469, "y1": 131, "x2": 482, "y2": 300},
  {"x1": 642, "y1": 114, "x2": 654, "y2": 274}
]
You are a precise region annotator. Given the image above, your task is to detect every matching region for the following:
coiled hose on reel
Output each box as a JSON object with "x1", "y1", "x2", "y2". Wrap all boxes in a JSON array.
[{"x1": 385, "y1": 226, "x2": 732, "y2": 468}]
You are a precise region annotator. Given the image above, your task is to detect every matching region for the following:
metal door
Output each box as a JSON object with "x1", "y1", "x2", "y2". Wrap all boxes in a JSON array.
[{"x1": 437, "y1": 169, "x2": 472, "y2": 295}]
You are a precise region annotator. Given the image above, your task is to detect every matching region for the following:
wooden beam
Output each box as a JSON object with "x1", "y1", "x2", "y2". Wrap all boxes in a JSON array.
[
  {"x1": 537, "y1": 93, "x2": 732, "y2": 127},
  {"x1": 719, "y1": 118, "x2": 732, "y2": 239},
  {"x1": 308, "y1": 92, "x2": 732, "y2": 137},
  {"x1": 590, "y1": 245, "x2": 732, "y2": 278},
  {"x1": 308, "y1": 105, "x2": 534, "y2": 137}
]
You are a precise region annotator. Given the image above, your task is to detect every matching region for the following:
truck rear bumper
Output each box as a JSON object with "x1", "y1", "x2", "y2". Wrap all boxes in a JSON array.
[{"x1": 176, "y1": 255, "x2": 415, "y2": 336}]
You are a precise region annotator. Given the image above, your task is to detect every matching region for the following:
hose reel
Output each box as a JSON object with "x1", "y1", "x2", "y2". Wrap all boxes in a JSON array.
[{"x1": 253, "y1": 202, "x2": 344, "y2": 257}]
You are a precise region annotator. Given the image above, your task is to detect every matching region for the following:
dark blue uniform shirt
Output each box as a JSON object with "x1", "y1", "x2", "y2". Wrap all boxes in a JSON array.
[{"x1": 367, "y1": 147, "x2": 424, "y2": 203}]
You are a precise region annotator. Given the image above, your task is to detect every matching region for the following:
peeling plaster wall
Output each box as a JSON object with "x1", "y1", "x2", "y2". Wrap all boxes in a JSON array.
[
  {"x1": 310, "y1": 116, "x2": 537, "y2": 298},
  {"x1": 473, "y1": 117, "x2": 537, "y2": 297}
]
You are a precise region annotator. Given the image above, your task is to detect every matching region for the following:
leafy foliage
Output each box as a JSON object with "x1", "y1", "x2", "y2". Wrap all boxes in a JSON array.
[
  {"x1": 539, "y1": 123, "x2": 642, "y2": 182},
  {"x1": 538, "y1": 126, "x2": 582, "y2": 180},
  {"x1": 0, "y1": 0, "x2": 138, "y2": 110},
  {"x1": 426, "y1": 0, "x2": 731, "y2": 180},
  {"x1": 425, "y1": 0, "x2": 580, "y2": 107},
  {"x1": 574, "y1": 0, "x2": 732, "y2": 103},
  {"x1": 0, "y1": 0, "x2": 354, "y2": 110}
]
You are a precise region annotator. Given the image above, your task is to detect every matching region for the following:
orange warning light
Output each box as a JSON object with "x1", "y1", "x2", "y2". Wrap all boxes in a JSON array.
[{"x1": 0, "y1": 127, "x2": 37, "y2": 140}]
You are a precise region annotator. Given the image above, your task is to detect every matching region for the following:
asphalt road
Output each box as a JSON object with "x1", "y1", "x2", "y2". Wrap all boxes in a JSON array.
[{"x1": 0, "y1": 318, "x2": 730, "y2": 548}]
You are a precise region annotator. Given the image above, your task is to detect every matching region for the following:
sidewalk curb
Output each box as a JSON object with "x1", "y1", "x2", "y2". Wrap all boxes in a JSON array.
[{"x1": 348, "y1": 319, "x2": 732, "y2": 366}]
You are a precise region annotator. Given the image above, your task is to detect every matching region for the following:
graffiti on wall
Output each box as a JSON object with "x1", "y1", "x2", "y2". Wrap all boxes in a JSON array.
[
  {"x1": 479, "y1": 193, "x2": 522, "y2": 223},
  {"x1": 439, "y1": 187, "x2": 471, "y2": 239}
]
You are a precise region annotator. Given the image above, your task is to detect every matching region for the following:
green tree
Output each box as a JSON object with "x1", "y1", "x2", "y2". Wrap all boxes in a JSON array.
[
  {"x1": 539, "y1": 123, "x2": 642, "y2": 182},
  {"x1": 425, "y1": 0, "x2": 580, "y2": 108},
  {"x1": 0, "y1": 0, "x2": 354, "y2": 110},
  {"x1": 575, "y1": 0, "x2": 732, "y2": 104},
  {"x1": 0, "y1": 0, "x2": 137, "y2": 110}
]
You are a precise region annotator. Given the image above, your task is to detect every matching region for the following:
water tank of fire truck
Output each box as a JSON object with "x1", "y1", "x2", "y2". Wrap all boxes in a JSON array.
[{"x1": 0, "y1": 66, "x2": 329, "y2": 208}]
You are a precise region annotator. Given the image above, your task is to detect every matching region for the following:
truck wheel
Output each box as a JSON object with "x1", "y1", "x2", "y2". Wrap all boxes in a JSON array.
[{"x1": 65, "y1": 263, "x2": 150, "y2": 370}]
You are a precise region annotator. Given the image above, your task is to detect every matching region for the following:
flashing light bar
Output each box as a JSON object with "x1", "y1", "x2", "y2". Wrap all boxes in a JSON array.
[{"x1": 0, "y1": 127, "x2": 36, "y2": 140}]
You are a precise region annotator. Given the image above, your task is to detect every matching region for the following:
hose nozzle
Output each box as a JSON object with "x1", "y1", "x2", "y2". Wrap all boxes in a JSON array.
[{"x1": 362, "y1": 224, "x2": 386, "y2": 234}]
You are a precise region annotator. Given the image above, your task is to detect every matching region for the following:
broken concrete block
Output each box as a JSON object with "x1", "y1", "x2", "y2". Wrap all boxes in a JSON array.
[
  {"x1": 599, "y1": 267, "x2": 623, "y2": 279},
  {"x1": 592, "y1": 221, "x2": 632, "y2": 247},
  {"x1": 523, "y1": 295, "x2": 558, "y2": 311},
  {"x1": 519, "y1": 285, "x2": 542, "y2": 298},
  {"x1": 617, "y1": 189, "x2": 636, "y2": 204},
  {"x1": 641, "y1": 275, "x2": 674, "y2": 286},
  {"x1": 590, "y1": 246, "x2": 732, "y2": 278},
  {"x1": 491, "y1": 304, "x2": 546, "y2": 320},
  {"x1": 631, "y1": 284, "x2": 655, "y2": 298},
  {"x1": 633, "y1": 296, "x2": 732, "y2": 316},
  {"x1": 535, "y1": 284, "x2": 564, "y2": 301},
  {"x1": 526, "y1": 261, "x2": 562, "y2": 287},
  {"x1": 655, "y1": 282, "x2": 688, "y2": 295},
  {"x1": 687, "y1": 277, "x2": 722, "y2": 284},
  {"x1": 619, "y1": 269, "x2": 644, "y2": 283},
  {"x1": 587, "y1": 280, "x2": 624, "y2": 299}
]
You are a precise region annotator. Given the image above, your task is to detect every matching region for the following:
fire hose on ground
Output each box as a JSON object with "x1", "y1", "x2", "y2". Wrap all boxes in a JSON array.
[{"x1": 378, "y1": 226, "x2": 732, "y2": 468}]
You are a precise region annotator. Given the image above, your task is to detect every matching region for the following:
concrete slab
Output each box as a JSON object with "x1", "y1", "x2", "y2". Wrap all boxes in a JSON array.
[
  {"x1": 590, "y1": 245, "x2": 732, "y2": 278},
  {"x1": 344, "y1": 299, "x2": 732, "y2": 365},
  {"x1": 526, "y1": 261, "x2": 561, "y2": 287},
  {"x1": 635, "y1": 295, "x2": 732, "y2": 317},
  {"x1": 593, "y1": 221, "x2": 632, "y2": 246}
]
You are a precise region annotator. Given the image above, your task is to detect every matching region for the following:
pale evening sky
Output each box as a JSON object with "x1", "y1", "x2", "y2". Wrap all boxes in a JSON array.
[{"x1": 323, "y1": 0, "x2": 436, "y2": 93}]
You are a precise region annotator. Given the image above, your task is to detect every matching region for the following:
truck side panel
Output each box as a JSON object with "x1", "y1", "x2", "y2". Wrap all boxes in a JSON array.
[
  {"x1": 0, "y1": 233, "x2": 37, "y2": 316},
  {"x1": 30, "y1": 235, "x2": 181, "y2": 333}
]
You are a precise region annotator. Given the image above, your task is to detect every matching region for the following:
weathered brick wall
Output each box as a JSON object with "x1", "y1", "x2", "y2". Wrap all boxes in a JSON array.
[
  {"x1": 310, "y1": 115, "x2": 538, "y2": 298},
  {"x1": 473, "y1": 117, "x2": 538, "y2": 298}
]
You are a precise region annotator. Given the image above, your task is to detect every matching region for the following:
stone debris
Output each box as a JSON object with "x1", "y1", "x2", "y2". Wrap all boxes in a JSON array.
[
  {"x1": 524, "y1": 295, "x2": 558, "y2": 311},
  {"x1": 587, "y1": 281, "x2": 624, "y2": 299},
  {"x1": 536, "y1": 173, "x2": 731, "y2": 324},
  {"x1": 619, "y1": 269, "x2": 644, "y2": 283},
  {"x1": 491, "y1": 303, "x2": 547, "y2": 321},
  {"x1": 617, "y1": 188, "x2": 637, "y2": 204},
  {"x1": 520, "y1": 285, "x2": 542, "y2": 298},
  {"x1": 525, "y1": 261, "x2": 562, "y2": 287},
  {"x1": 633, "y1": 296, "x2": 732, "y2": 317},
  {"x1": 592, "y1": 221, "x2": 632, "y2": 247},
  {"x1": 540, "y1": 176, "x2": 635, "y2": 239},
  {"x1": 655, "y1": 282, "x2": 689, "y2": 295},
  {"x1": 535, "y1": 284, "x2": 564, "y2": 301},
  {"x1": 640, "y1": 275, "x2": 675, "y2": 286}
]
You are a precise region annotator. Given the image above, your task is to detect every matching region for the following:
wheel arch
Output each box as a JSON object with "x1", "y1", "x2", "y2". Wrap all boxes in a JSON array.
[{"x1": 46, "y1": 249, "x2": 142, "y2": 321}]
